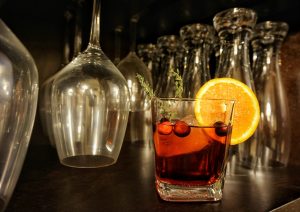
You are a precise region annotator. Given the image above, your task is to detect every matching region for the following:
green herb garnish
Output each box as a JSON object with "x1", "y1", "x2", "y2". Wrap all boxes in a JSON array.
[
  {"x1": 170, "y1": 68, "x2": 183, "y2": 98},
  {"x1": 136, "y1": 73, "x2": 155, "y2": 99},
  {"x1": 136, "y1": 72, "x2": 183, "y2": 121}
]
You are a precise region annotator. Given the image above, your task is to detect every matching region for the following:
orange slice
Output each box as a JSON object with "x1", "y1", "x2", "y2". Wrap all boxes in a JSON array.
[{"x1": 195, "y1": 78, "x2": 260, "y2": 145}]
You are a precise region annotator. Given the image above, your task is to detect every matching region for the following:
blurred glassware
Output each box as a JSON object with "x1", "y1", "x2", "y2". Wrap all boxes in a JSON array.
[
  {"x1": 213, "y1": 7, "x2": 258, "y2": 171},
  {"x1": 252, "y1": 21, "x2": 291, "y2": 168},
  {"x1": 61, "y1": 8, "x2": 73, "y2": 66},
  {"x1": 137, "y1": 43, "x2": 157, "y2": 84},
  {"x1": 39, "y1": 2, "x2": 83, "y2": 147},
  {"x1": 155, "y1": 35, "x2": 181, "y2": 97},
  {"x1": 212, "y1": 36, "x2": 220, "y2": 78},
  {"x1": 50, "y1": 0, "x2": 130, "y2": 168},
  {"x1": 0, "y1": 19, "x2": 39, "y2": 211},
  {"x1": 117, "y1": 17, "x2": 153, "y2": 146},
  {"x1": 113, "y1": 25, "x2": 123, "y2": 65},
  {"x1": 180, "y1": 23, "x2": 215, "y2": 98}
]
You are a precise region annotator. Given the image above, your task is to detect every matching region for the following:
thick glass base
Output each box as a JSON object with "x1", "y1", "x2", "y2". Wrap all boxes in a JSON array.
[
  {"x1": 61, "y1": 155, "x2": 115, "y2": 168},
  {"x1": 155, "y1": 179, "x2": 223, "y2": 202}
]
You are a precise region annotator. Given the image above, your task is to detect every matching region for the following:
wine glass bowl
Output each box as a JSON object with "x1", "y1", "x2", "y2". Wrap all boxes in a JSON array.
[
  {"x1": 116, "y1": 17, "x2": 153, "y2": 145},
  {"x1": 50, "y1": 0, "x2": 130, "y2": 168},
  {"x1": 0, "y1": 19, "x2": 39, "y2": 211},
  {"x1": 52, "y1": 48, "x2": 130, "y2": 168}
]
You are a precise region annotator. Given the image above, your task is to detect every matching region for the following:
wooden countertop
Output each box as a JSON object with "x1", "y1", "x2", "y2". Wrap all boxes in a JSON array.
[{"x1": 6, "y1": 137, "x2": 300, "y2": 212}]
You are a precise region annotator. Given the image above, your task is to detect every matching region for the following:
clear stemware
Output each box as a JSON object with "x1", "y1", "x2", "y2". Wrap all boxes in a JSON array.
[
  {"x1": 0, "y1": 19, "x2": 39, "y2": 211},
  {"x1": 50, "y1": 0, "x2": 130, "y2": 168},
  {"x1": 117, "y1": 17, "x2": 153, "y2": 146}
]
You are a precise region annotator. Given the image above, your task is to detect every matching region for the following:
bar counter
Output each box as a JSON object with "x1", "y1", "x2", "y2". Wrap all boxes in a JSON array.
[{"x1": 6, "y1": 133, "x2": 300, "y2": 212}]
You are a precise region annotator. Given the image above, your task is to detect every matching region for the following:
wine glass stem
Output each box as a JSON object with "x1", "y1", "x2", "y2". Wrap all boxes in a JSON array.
[
  {"x1": 89, "y1": 0, "x2": 101, "y2": 47},
  {"x1": 130, "y1": 16, "x2": 138, "y2": 52},
  {"x1": 114, "y1": 26, "x2": 122, "y2": 64},
  {"x1": 62, "y1": 9, "x2": 72, "y2": 65},
  {"x1": 73, "y1": 0, "x2": 83, "y2": 57}
]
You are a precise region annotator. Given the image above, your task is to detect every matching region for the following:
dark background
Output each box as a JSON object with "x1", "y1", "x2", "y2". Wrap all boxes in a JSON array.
[{"x1": 0, "y1": 0, "x2": 300, "y2": 77}]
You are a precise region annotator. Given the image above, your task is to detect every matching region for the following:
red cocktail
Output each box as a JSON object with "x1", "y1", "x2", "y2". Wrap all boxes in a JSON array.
[{"x1": 152, "y1": 98, "x2": 234, "y2": 202}]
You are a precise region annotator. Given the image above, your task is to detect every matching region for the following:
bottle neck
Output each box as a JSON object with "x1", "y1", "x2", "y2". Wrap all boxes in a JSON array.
[
  {"x1": 216, "y1": 30, "x2": 255, "y2": 90},
  {"x1": 187, "y1": 41, "x2": 212, "y2": 77}
]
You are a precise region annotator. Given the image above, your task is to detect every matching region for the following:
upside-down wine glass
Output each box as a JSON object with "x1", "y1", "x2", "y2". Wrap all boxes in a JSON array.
[
  {"x1": 117, "y1": 16, "x2": 153, "y2": 146},
  {"x1": 50, "y1": 0, "x2": 130, "y2": 168},
  {"x1": 0, "y1": 19, "x2": 39, "y2": 211}
]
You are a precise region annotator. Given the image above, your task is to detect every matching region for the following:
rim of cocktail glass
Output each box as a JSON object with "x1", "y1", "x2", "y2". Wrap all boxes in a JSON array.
[
  {"x1": 154, "y1": 97, "x2": 235, "y2": 102},
  {"x1": 153, "y1": 97, "x2": 236, "y2": 126}
]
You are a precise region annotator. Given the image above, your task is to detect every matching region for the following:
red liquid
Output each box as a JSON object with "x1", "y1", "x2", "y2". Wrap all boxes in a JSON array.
[{"x1": 153, "y1": 123, "x2": 230, "y2": 186}]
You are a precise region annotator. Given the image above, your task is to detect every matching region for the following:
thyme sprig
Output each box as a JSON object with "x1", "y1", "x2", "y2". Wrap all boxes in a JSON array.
[
  {"x1": 170, "y1": 68, "x2": 183, "y2": 98},
  {"x1": 136, "y1": 73, "x2": 155, "y2": 99},
  {"x1": 136, "y1": 72, "x2": 183, "y2": 121},
  {"x1": 136, "y1": 68, "x2": 183, "y2": 99}
]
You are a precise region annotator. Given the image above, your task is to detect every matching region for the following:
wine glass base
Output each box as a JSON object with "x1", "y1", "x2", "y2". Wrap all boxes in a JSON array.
[{"x1": 61, "y1": 155, "x2": 115, "y2": 168}]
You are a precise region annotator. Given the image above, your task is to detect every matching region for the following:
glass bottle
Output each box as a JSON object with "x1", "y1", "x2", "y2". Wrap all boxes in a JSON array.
[
  {"x1": 179, "y1": 23, "x2": 215, "y2": 98},
  {"x1": 50, "y1": 0, "x2": 130, "y2": 168},
  {"x1": 0, "y1": 19, "x2": 39, "y2": 211},
  {"x1": 117, "y1": 17, "x2": 153, "y2": 146},
  {"x1": 213, "y1": 8, "x2": 258, "y2": 170},
  {"x1": 155, "y1": 35, "x2": 181, "y2": 98},
  {"x1": 252, "y1": 21, "x2": 291, "y2": 168}
]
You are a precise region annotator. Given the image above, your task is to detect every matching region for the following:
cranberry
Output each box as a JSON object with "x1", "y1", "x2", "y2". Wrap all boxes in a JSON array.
[
  {"x1": 157, "y1": 121, "x2": 173, "y2": 135},
  {"x1": 173, "y1": 120, "x2": 191, "y2": 137},
  {"x1": 214, "y1": 121, "x2": 228, "y2": 137}
]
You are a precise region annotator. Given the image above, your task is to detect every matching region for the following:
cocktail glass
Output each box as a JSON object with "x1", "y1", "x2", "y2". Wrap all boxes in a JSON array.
[{"x1": 152, "y1": 98, "x2": 235, "y2": 202}]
